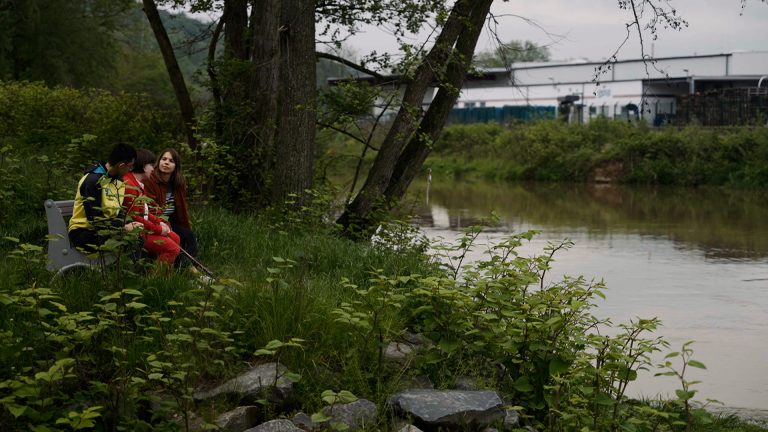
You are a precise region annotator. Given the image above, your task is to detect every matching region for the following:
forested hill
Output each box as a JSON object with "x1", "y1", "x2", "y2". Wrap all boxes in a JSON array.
[{"x1": 0, "y1": 1, "x2": 211, "y2": 108}]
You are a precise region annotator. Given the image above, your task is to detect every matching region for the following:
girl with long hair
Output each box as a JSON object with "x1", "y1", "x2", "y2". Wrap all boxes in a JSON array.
[{"x1": 144, "y1": 148, "x2": 199, "y2": 266}]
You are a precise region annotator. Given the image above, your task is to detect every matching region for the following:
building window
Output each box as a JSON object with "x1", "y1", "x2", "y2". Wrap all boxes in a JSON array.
[{"x1": 464, "y1": 102, "x2": 476, "y2": 108}]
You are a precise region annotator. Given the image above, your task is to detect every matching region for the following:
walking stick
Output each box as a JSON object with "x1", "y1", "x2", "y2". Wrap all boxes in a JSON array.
[{"x1": 179, "y1": 246, "x2": 216, "y2": 279}]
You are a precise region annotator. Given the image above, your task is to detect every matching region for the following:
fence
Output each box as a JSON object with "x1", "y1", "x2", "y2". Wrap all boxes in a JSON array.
[
  {"x1": 676, "y1": 87, "x2": 768, "y2": 126},
  {"x1": 447, "y1": 106, "x2": 555, "y2": 124}
]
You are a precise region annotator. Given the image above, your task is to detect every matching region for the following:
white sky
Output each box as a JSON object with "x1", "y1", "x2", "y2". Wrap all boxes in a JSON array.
[
  {"x1": 342, "y1": 0, "x2": 768, "y2": 62},
  {"x1": 178, "y1": 0, "x2": 768, "y2": 62}
]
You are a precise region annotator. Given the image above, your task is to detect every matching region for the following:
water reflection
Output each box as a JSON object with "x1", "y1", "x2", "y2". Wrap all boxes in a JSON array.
[
  {"x1": 412, "y1": 181, "x2": 768, "y2": 261},
  {"x1": 407, "y1": 180, "x2": 768, "y2": 413}
]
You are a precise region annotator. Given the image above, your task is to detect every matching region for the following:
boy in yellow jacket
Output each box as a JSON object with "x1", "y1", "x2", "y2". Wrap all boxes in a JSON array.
[{"x1": 68, "y1": 143, "x2": 140, "y2": 252}]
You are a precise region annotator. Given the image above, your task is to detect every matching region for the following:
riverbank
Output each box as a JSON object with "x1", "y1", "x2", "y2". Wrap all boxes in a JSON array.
[
  {"x1": 425, "y1": 120, "x2": 768, "y2": 187},
  {"x1": 2, "y1": 204, "x2": 768, "y2": 430}
]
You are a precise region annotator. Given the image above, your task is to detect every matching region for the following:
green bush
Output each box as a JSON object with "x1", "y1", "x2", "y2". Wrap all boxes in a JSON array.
[
  {"x1": 0, "y1": 81, "x2": 178, "y2": 155},
  {"x1": 427, "y1": 120, "x2": 768, "y2": 187}
]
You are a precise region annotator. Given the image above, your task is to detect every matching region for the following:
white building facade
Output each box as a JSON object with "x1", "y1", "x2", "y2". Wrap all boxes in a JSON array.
[{"x1": 455, "y1": 51, "x2": 768, "y2": 124}]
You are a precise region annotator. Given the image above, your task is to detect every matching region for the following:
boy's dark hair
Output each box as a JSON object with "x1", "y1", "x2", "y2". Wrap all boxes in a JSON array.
[
  {"x1": 132, "y1": 149, "x2": 156, "y2": 173},
  {"x1": 108, "y1": 143, "x2": 137, "y2": 166}
]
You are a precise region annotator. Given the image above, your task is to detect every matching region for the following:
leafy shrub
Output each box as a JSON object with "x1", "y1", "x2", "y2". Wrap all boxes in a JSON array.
[
  {"x1": 0, "y1": 81, "x2": 178, "y2": 156},
  {"x1": 428, "y1": 120, "x2": 768, "y2": 187}
]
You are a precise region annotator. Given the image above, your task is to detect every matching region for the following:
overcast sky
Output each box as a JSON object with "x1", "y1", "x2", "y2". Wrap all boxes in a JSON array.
[{"x1": 342, "y1": 0, "x2": 768, "y2": 62}]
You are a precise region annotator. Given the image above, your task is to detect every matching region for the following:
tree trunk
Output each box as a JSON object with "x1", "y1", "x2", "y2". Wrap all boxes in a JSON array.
[
  {"x1": 141, "y1": 0, "x2": 198, "y2": 150},
  {"x1": 272, "y1": 0, "x2": 316, "y2": 205},
  {"x1": 207, "y1": 17, "x2": 225, "y2": 140},
  {"x1": 246, "y1": 0, "x2": 281, "y2": 201},
  {"x1": 384, "y1": 0, "x2": 493, "y2": 202},
  {"x1": 337, "y1": 0, "x2": 488, "y2": 237}
]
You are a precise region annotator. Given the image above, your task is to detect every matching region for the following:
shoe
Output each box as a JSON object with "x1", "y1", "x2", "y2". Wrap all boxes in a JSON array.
[{"x1": 197, "y1": 274, "x2": 215, "y2": 285}]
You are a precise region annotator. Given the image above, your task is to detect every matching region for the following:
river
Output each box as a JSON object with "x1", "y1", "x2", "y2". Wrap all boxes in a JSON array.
[{"x1": 408, "y1": 180, "x2": 768, "y2": 416}]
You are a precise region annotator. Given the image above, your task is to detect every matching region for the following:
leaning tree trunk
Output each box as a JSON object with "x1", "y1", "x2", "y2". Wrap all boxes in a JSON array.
[
  {"x1": 337, "y1": 0, "x2": 492, "y2": 238},
  {"x1": 384, "y1": 0, "x2": 493, "y2": 202},
  {"x1": 141, "y1": 0, "x2": 198, "y2": 150},
  {"x1": 271, "y1": 0, "x2": 316, "y2": 205}
]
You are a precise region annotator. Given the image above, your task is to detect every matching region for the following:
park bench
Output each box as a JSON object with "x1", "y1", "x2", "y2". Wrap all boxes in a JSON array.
[{"x1": 44, "y1": 199, "x2": 114, "y2": 275}]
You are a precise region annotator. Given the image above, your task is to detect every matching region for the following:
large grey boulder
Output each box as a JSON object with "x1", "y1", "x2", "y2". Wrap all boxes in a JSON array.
[
  {"x1": 389, "y1": 389, "x2": 505, "y2": 430},
  {"x1": 321, "y1": 399, "x2": 377, "y2": 431},
  {"x1": 245, "y1": 419, "x2": 302, "y2": 432},
  {"x1": 194, "y1": 363, "x2": 294, "y2": 405},
  {"x1": 216, "y1": 406, "x2": 261, "y2": 431}
]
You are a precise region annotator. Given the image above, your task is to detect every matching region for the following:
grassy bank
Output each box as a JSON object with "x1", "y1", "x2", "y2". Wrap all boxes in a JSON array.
[
  {"x1": 3, "y1": 209, "x2": 768, "y2": 430},
  {"x1": 426, "y1": 120, "x2": 768, "y2": 187}
]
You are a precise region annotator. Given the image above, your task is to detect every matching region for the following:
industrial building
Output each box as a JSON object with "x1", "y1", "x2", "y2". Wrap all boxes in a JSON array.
[
  {"x1": 453, "y1": 51, "x2": 768, "y2": 125},
  {"x1": 329, "y1": 51, "x2": 768, "y2": 126}
]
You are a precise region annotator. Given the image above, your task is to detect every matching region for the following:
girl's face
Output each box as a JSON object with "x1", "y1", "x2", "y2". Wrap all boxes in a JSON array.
[{"x1": 158, "y1": 152, "x2": 176, "y2": 176}]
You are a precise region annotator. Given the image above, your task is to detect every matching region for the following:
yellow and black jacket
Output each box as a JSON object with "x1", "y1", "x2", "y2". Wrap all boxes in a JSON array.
[{"x1": 68, "y1": 163, "x2": 126, "y2": 232}]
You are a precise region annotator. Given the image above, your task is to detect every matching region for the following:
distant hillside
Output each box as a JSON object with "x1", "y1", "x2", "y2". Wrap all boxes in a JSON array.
[{"x1": 112, "y1": 7, "x2": 214, "y2": 107}]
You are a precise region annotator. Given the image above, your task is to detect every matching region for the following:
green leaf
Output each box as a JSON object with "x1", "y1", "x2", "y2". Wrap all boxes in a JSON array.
[
  {"x1": 595, "y1": 392, "x2": 615, "y2": 406},
  {"x1": 675, "y1": 389, "x2": 696, "y2": 401},
  {"x1": 513, "y1": 376, "x2": 533, "y2": 392},
  {"x1": 121, "y1": 289, "x2": 143, "y2": 297},
  {"x1": 264, "y1": 339, "x2": 285, "y2": 350},
  {"x1": 311, "y1": 412, "x2": 332, "y2": 423},
  {"x1": 7, "y1": 404, "x2": 26, "y2": 418},
  {"x1": 284, "y1": 372, "x2": 302, "y2": 383},
  {"x1": 336, "y1": 390, "x2": 358, "y2": 404},
  {"x1": 438, "y1": 338, "x2": 461, "y2": 353},
  {"x1": 549, "y1": 358, "x2": 570, "y2": 375},
  {"x1": 687, "y1": 360, "x2": 707, "y2": 369}
]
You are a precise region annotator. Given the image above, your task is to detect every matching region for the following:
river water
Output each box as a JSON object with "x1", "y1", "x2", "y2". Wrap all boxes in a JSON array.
[{"x1": 408, "y1": 180, "x2": 768, "y2": 415}]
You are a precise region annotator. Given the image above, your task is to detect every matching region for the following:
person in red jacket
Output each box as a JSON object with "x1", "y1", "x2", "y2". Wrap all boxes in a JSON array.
[
  {"x1": 145, "y1": 147, "x2": 198, "y2": 267},
  {"x1": 122, "y1": 149, "x2": 181, "y2": 267}
]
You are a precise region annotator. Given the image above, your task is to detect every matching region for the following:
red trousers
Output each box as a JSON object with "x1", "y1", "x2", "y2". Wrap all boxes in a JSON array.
[{"x1": 143, "y1": 231, "x2": 181, "y2": 265}]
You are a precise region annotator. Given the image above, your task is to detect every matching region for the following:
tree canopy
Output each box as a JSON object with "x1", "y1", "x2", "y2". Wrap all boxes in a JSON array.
[{"x1": 473, "y1": 40, "x2": 551, "y2": 68}]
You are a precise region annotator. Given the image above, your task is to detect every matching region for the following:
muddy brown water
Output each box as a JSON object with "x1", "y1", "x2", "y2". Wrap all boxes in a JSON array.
[{"x1": 409, "y1": 180, "x2": 768, "y2": 418}]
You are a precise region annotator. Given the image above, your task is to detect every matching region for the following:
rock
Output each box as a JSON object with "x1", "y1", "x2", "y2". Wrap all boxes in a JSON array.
[
  {"x1": 245, "y1": 419, "x2": 302, "y2": 432},
  {"x1": 170, "y1": 411, "x2": 208, "y2": 431},
  {"x1": 216, "y1": 406, "x2": 261, "y2": 431},
  {"x1": 384, "y1": 333, "x2": 434, "y2": 364},
  {"x1": 321, "y1": 399, "x2": 377, "y2": 431},
  {"x1": 452, "y1": 376, "x2": 478, "y2": 391},
  {"x1": 389, "y1": 389, "x2": 505, "y2": 430},
  {"x1": 401, "y1": 332, "x2": 432, "y2": 348},
  {"x1": 400, "y1": 375, "x2": 434, "y2": 390},
  {"x1": 502, "y1": 410, "x2": 521, "y2": 431},
  {"x1": 397, "y1": 425, "x2": 425, "y2": 432},
  {"x1": 291, "y1": 412, "x2": 315, "y2": 431},
  {"x1": 384, "y1": 342, "x2": 414, "y2": 363},
  {"x1": 194, "y1": 363, "x2": 294, "y2": 405}
]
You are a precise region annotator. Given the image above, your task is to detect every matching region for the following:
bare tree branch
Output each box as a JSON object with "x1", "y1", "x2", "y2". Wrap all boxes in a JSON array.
[{"x1": 316, "y1": 51, "x2": 386, "y2": 79}]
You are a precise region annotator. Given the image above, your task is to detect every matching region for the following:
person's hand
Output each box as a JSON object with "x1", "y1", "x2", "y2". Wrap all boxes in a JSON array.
[
  {"x1": 160, "y1": 222, "x2": 170, "y2": 236},
  {"x1": 124, "y1": 221, "x2": 142, "y2": 231}
]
